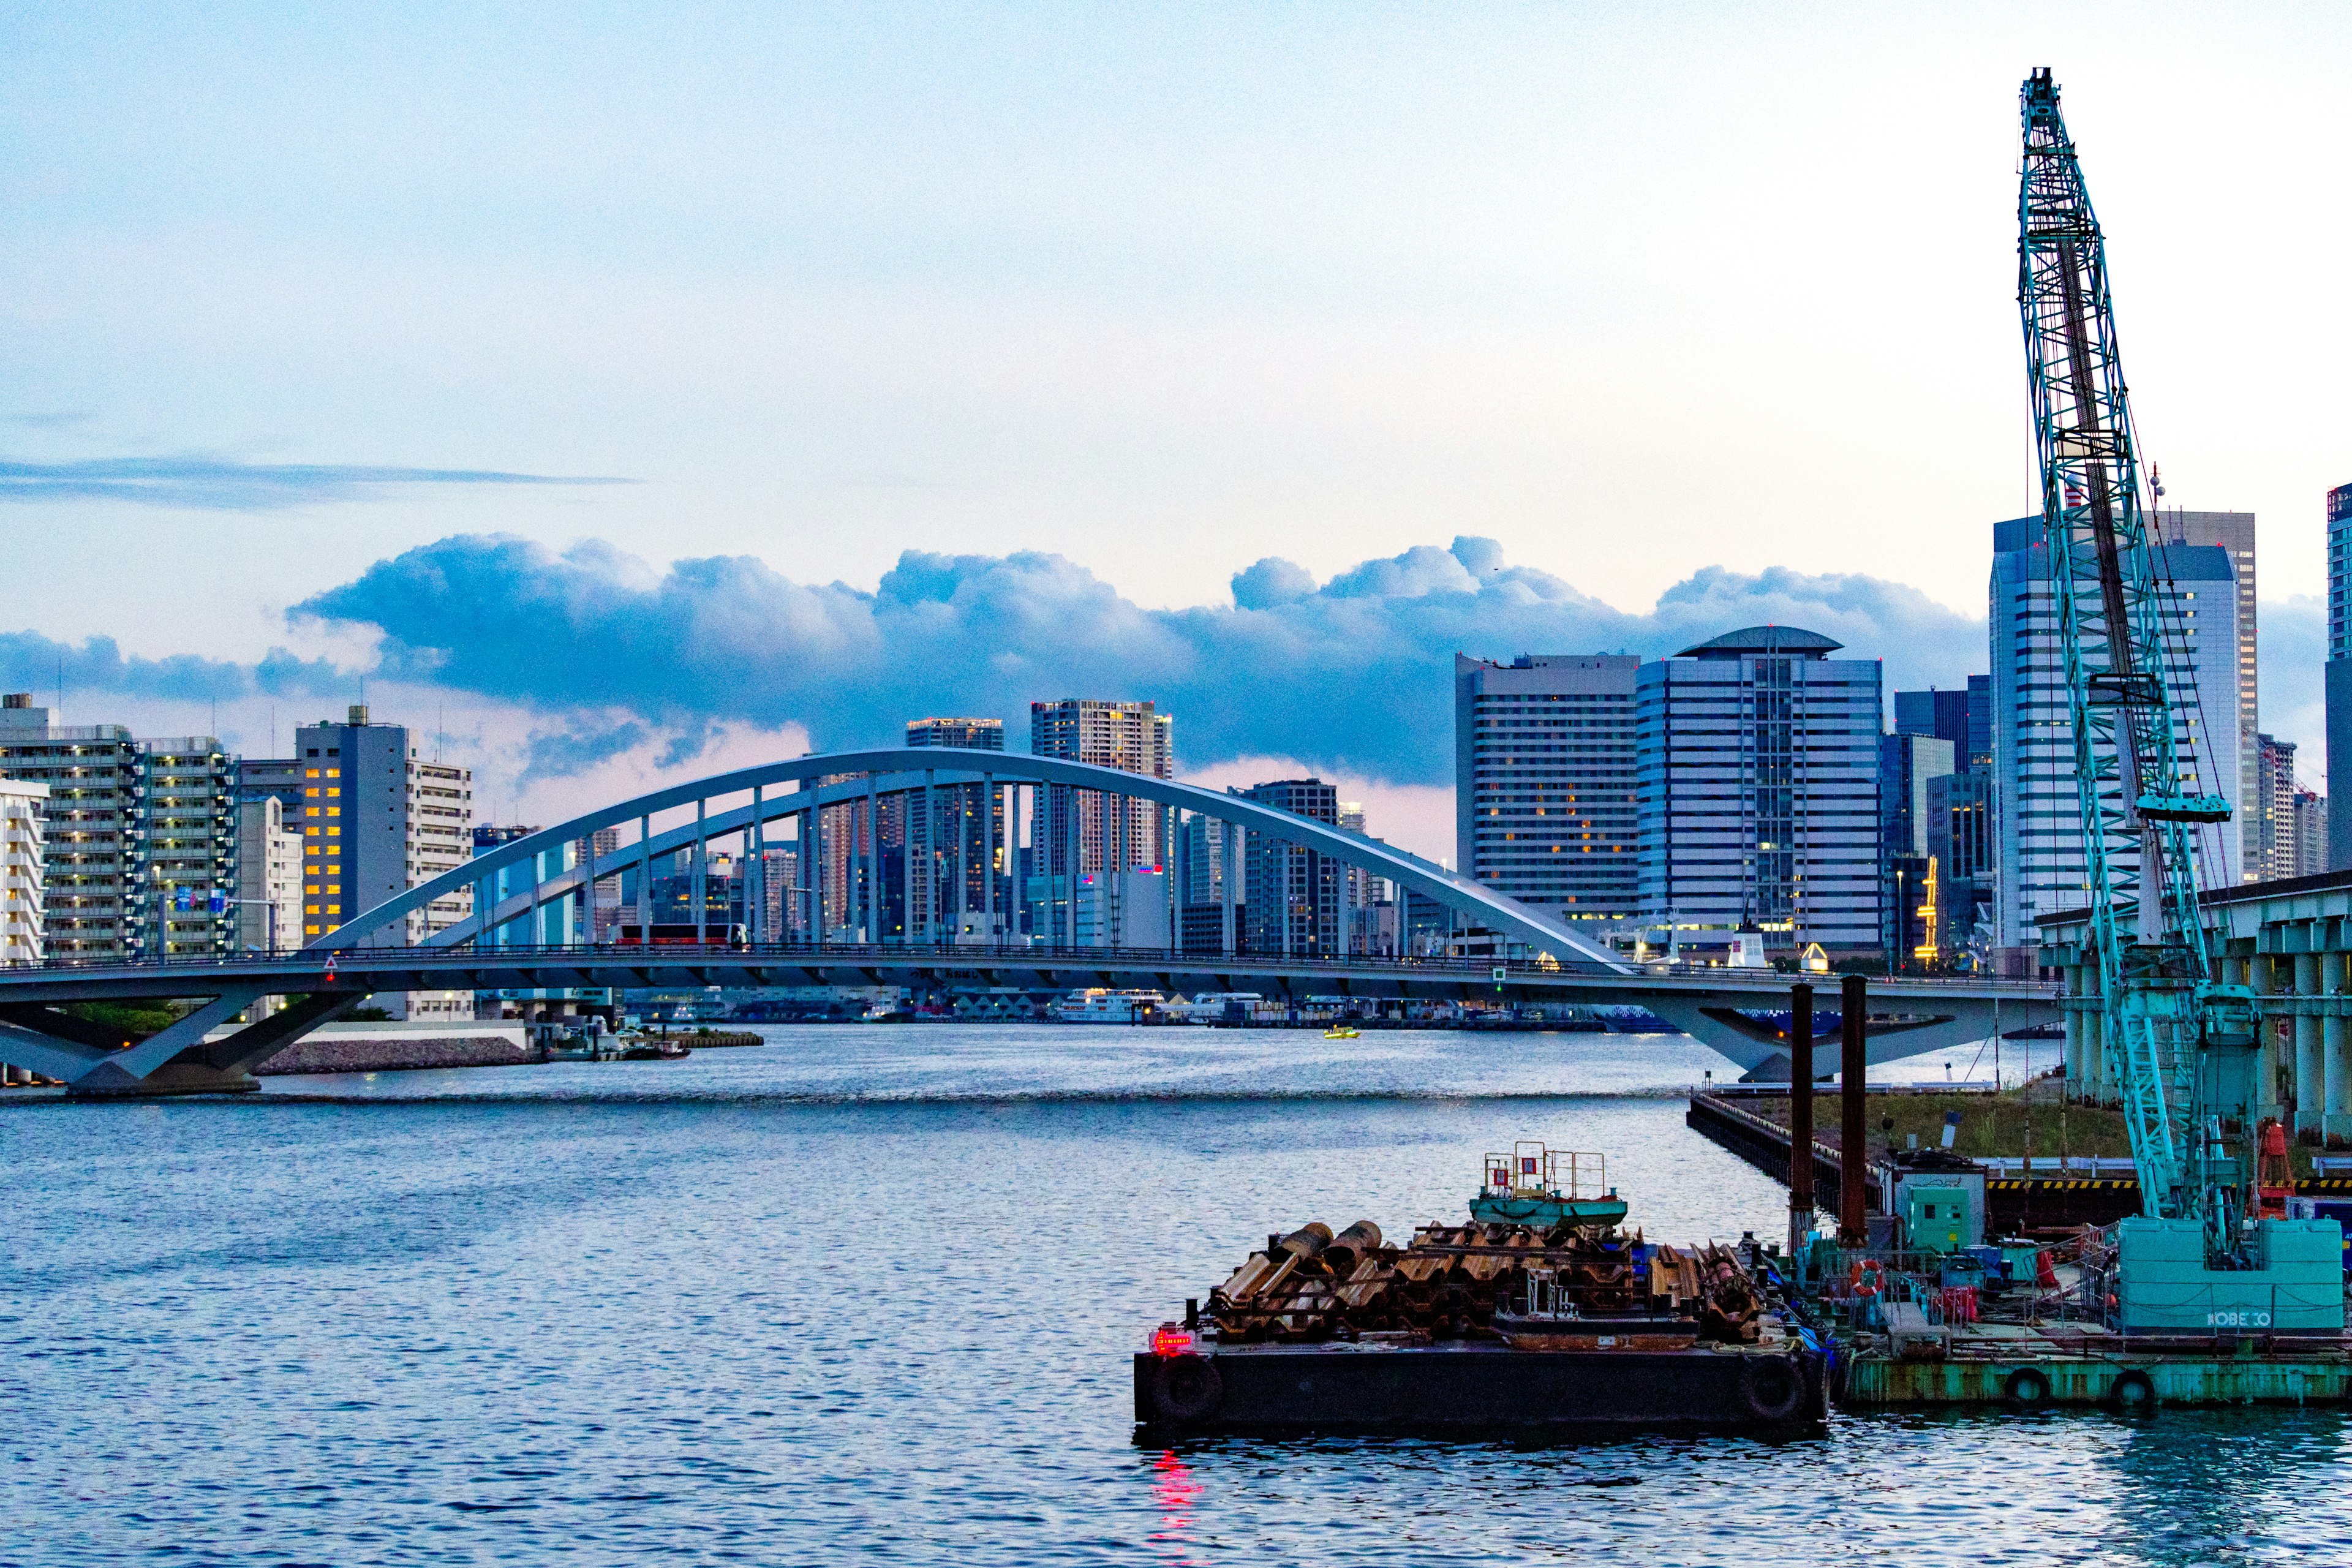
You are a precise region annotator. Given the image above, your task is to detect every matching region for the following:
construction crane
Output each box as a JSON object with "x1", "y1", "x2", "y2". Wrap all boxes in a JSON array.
[{"x1": 2016, "y1": 69, "x2": 2338, "y2": 1332}]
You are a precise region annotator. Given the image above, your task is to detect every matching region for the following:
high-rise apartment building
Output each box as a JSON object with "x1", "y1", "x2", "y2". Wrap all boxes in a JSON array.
[
  {"x1": 1453, "y1": 654, "x2": 1640, "y2": 929},
  {"x1": 1636, "y1": 628, "x2": 1882, "y2": 954},
  {"x1": 907, "y1": 718, "x2": 1005, "y2": 752},
  {"x1": 2329, "y1": 484, "x2": 2352, "y2": 872},
  {"x1": 0, "y1": 695, "x2": 140, "y2": 960},
  {"x1": 2294, "y1": 790, "x2": 2330, "y2": 879},
  {"x1": 2257, "y1": 733, "x2": 2299, "y2": 884},
  {"x1": 1029, "y1": 699, "x2": 1172, "y2": 887},
  {"x1": 760, "y1": 846, "x2": 803, "y2": 939},
  {"x1": 0, "y1": 696, "x2": 241, "y2": 959},
  {"x1": 1241, "y1": 777, "x2": 1343, "y2": 958},
  {"x1": 0, "y1": 775, "x2": 48, "y2": 964},
  {"x1": 263, "y1": 707, "x2": 473, "y2": 947},
  {"x1": 240, "y1": 707, "x2": 473, "y2": 1016},
  {"x1": 138, "y1": 737, "x2": 240, "y2": 959},
  {"x1": 2154, "y1": 510, "x2": 2259, "y2": 879},
  {"x1": 589, "y1": 826, "x2": 621, "y2": 939},
  {"x1": 1991, "y1": 518, "x2": 2241, "y2": 952}
]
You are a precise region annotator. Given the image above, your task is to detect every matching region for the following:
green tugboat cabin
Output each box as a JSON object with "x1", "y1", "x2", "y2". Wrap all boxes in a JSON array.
[{"x1": 1471, "y1": 1142, "x2": 1628, "y2": 1229}]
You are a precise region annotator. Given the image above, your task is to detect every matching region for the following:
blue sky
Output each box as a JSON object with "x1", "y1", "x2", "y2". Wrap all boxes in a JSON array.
[{"x1": 2, "y1": 3, "x2": 2346, "y2": 851}]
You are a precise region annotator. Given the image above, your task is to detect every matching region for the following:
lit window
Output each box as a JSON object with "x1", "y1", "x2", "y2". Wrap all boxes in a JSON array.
[
  {"x1": 326, "y1": 769, "x2": 340, "y2": 778},
  {"x1": 305, "y1": 923, "x2": 320, "y2": 934},
  {"x1": 306, "y1": 769, "x2": 319, "y2": 779}
]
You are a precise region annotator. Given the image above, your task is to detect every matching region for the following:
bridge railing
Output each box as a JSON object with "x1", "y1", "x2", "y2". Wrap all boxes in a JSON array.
[{"x1": 0, "y1": 940, "x2": 2065, "y2": 990}]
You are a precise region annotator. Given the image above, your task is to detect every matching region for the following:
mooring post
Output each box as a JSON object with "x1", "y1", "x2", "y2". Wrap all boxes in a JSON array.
[
  {"x1": 1839, "y1": 971, "x2": 1869, "y2": 1246},
  {"x1": 1789, "y1": 981, "x2": 1815, "y2": 1268}
]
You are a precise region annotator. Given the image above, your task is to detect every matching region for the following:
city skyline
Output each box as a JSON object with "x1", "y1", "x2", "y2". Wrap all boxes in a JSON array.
[{"x1": 6, "y1": 9, "x2": 2352, "y2": 857}]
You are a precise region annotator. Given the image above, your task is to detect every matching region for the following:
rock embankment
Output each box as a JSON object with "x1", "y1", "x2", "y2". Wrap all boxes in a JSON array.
[{"x1": 254, "y1": 1035, "x2": 541, "y2": 1076}]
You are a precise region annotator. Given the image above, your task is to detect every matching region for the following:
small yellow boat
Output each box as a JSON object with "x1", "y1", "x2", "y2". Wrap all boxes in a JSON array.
[{"x1": 1324, "y1": 1023, "x2": 1362, "y2": 1039}]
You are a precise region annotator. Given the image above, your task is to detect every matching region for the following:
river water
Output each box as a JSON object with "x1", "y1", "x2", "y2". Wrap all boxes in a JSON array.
[{"x1": 4, "y1": 1025, "x2": 2344, "y2": 1566}]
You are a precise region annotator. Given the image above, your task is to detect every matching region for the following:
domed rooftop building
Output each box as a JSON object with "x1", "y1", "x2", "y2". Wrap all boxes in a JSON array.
[
  {"x1": 1674, "y1": 625, "x2": 1844, "y2": 660},
  {"x1": 1638, "y1": 625, "x2": 1884, "y2": 966}
]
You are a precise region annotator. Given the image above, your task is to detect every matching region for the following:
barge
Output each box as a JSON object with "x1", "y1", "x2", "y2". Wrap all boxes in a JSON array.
[
  {"x1": 1134, "y1": 1336, "x2": 1825, "y2": 1433},
  {"x1": 1134, "y1": 1142, "x2": 1827, "y2": 1434}
]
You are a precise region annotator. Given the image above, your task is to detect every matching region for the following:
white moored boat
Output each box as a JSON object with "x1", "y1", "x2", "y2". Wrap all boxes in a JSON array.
[{"x1": 1049, "y1": 988, "x2": 1167, "y2": 1023}]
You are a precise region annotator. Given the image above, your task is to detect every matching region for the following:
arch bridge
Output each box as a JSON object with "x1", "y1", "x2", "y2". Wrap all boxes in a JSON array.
[{"x1": 0, "y1": 748, "x2": 2057, "y2": 1096}]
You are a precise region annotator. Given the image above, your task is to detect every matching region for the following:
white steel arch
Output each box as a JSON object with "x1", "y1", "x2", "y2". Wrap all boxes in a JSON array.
[{"x1": 319, "y1": 747, "x2": 1631, "y2": 972}]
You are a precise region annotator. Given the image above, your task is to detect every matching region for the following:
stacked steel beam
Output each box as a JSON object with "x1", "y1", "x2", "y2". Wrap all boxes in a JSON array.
[{"x1": 1205, "y1": 1220, "x2": 1760, "y2": 1344}]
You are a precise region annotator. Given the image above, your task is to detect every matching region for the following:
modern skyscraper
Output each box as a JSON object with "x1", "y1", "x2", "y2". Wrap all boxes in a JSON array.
[
  {"x1": 1926, "y1": 770, "x2": 1994, "y2": 957},
  {"x1": 1636, "y1": 628, "x2": 1882, "y2": 954},
  {"x1": 1029, "y1": 698, "x2": 1172, "y2": 879},
  {"x1": 1879, "y1": 733, "x2": 1954, "y2": 965},
  {"x1": 2329, "y1": 483, "x2": 2352, "y2": 871},
  {"x1": 908, "y1": 717, "x2": 1008, "y2": 941},
  {"x1": 1240, "y1": 777, "x2": 1343, "y2": 957},
  {"x1": 1990, "y1": 518, "x2": 2241, "y2": 952},
  {"x1": 1453, "y1": 653, "x2": 1640, "y2": 929},
  {"x1": 1894, "y1": 680, "x2": 1993, "y2": 775},
  {"x1": 2153, "y1": 509, "x2": 2258, "y2": 879},
  {"x1": 1880, "y1": 734, "x2": 1956, "y2": 859}
]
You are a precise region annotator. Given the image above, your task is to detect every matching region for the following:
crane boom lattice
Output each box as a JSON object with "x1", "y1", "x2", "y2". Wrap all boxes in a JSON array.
[{"x1": 2017, "y1": 67, "x2": 2255, "y2": 1242}]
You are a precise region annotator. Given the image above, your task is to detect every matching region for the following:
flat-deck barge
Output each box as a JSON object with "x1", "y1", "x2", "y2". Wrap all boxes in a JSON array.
[
  {"x1": 1134, "y1": 1335, "x2": 1826, "y2": 1433},
  {"x1": 1134, "y1": 1141, "x2": 1828, "y2": 1434}
]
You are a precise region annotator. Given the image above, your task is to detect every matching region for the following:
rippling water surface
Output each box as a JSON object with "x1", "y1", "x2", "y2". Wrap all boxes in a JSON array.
[{"x1": 4, "y1": 1025, "x2": 2343, "y2": 1566}]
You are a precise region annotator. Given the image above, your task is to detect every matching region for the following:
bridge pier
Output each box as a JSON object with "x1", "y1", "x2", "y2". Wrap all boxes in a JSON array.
[
  {"x1": 0, "y1": 987, "x2": 369, "y2": 1099},
  {"x1": 67, "y1": 1055, "x2": 265, "y2": 1098}
]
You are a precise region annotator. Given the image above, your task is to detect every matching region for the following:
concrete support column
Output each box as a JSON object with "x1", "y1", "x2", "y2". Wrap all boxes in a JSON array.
[
  {"x1": 2326, "y1": 948, "x2": 2351, "y2": 1144},
  {"x1": 2294, "y1": 952, "x2": 2324, "y2": 1137},
  {"x1": 2253, "y1": 951, "x2": 2283, "y2": 1123}
]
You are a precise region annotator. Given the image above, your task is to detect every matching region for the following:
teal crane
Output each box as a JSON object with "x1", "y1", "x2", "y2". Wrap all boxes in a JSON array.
[{"x1": 2016, "y1": 68, "x2": 2261, "y2": 1266}]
